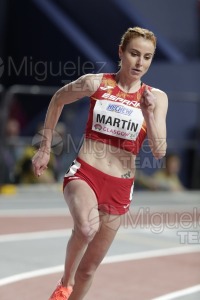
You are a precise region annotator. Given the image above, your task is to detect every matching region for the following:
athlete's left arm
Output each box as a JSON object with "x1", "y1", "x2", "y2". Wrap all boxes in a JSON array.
[{"x1": 140, "y1": 88, "x2": 168, "y2": 159}]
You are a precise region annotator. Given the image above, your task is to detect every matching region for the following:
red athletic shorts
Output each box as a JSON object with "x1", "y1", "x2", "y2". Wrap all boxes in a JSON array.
[{"x1": 63, "y1": 157, "x2": 134, "y2": 215}]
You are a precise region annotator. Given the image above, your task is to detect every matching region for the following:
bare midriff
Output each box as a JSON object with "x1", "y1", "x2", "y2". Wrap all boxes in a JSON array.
[{"x1": 78, "y1": 138, "x2": 136, "y2": 179}]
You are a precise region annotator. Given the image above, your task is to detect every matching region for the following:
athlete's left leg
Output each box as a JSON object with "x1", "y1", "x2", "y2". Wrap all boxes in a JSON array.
[{"x1": 69, "y1": 211, "x2": 123, "y2": 300}]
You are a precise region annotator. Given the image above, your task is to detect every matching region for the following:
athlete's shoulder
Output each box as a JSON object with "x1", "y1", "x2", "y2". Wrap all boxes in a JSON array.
[
  {"x1": 151, "y1": 87, "x2": 168, "y2": 110},
  {"x1": 78, "y1": 73, "x2": 103, "y2": 95},
  {"x1": 80, "y1": 73, "x2": 117, "y2": 96},
  {"x1": 151, "y1": 87, "x2": 168, "y2": 98},
  {"x1": 82, "y1": 73, "x2": 104, "y2": 82},
  {"x1": 81, "y1": 73, "x2": 116, "y2": 96}
]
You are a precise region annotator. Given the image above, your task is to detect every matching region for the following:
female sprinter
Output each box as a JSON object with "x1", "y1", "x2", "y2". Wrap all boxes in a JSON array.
[{"x1": 32, "y1": 27, "x2": 168, "y2": 300}]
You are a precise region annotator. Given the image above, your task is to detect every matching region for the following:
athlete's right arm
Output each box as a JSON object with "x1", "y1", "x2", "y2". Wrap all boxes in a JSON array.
[
  {"x1": 32, "y1": 73, "x2": 103, "y2": 177},
  {"x1": 55, "y1": 73, "x2": 103, "y2": 106}
]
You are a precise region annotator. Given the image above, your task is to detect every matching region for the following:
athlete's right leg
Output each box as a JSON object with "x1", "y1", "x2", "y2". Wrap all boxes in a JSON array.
[{"x1": 61, "y1": 179, "x2": 99, "y2": 288}]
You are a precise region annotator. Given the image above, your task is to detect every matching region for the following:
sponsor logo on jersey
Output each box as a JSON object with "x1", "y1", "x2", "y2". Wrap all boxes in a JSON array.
[
  {"x1": 106, "y1": 103, "x2": 133, "y2": 116},
  {"x1": 100, "y1": 86, "x2": 114, "y2": 90},
  {"x1": 94, "y1": 124, "x2": 102, "y2": 131},
  {"x1": 102, "y1": 127, "x2": 130, "y2": 137}
]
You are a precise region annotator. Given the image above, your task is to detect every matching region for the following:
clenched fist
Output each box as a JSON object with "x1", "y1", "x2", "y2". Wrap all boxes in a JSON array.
[
  {"x1": 32, "y1": 148, "x2": 50, "y2": 177},
  {"x1": 140, "y1": 87, "x2": 156, "y2": 118}
]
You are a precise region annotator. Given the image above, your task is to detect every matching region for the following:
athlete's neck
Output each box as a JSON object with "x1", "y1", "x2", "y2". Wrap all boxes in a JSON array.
[{"x1": 115, "y1": 71, "x2": 141, "y2": 93}]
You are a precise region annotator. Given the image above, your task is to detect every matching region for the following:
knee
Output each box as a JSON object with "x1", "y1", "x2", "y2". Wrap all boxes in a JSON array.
[
  {"x1": 75, "y1": 221, "x2": 99, "y2": 243},
  {"x1": 76, "y1": 264, "x2": 96, "y2": 281}
]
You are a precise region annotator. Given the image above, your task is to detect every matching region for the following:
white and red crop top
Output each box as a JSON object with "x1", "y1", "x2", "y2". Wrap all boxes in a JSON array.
[{"x1": 85, "y1": 73, "x2": 151, "y2": 155}]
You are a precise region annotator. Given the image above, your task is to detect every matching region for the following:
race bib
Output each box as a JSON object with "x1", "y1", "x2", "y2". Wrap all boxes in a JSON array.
[{"x1": 92, "y1": 100, "x2": 144, "y2": 141}]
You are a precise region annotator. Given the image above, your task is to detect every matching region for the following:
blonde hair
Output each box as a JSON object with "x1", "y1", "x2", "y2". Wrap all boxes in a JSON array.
[{"x1": 119, "y1": 26, "x2": 157, "y2": 51}]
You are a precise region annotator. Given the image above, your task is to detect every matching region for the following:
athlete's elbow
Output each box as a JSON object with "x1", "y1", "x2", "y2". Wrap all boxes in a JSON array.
[
  {"x1": 152, "y1": 140, "x2": 167, "y2": 160},
  {"x1": 153, "y1": 151, "x2": 166, "y2": 160},
  {"x1": 152, "y1": 145, "x2": 167, "y2": 160},
  {"x1": 153, "y1": 145, "x2": 167, "y2": 159}
]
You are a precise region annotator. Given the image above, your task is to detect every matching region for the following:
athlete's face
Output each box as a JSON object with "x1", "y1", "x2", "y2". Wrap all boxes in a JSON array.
[{"x1": 119, "y1": 37, "x2": 155, "y2": 79}]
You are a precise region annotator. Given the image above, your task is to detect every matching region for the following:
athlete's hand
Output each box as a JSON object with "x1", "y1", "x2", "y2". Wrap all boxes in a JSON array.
[
  {"x1": 32, "y1": 149, "x2": 50, "y2": 177},
  {"x1": 140, "y1": 87, "x2": 156, "y2": 118}
]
